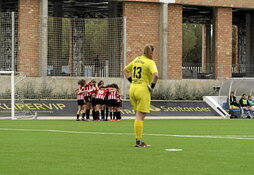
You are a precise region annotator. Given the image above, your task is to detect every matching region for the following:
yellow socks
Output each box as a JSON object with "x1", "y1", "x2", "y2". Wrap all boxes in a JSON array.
[{"x1": 134, "y1": 120, "x2": 143, "y2": 140}]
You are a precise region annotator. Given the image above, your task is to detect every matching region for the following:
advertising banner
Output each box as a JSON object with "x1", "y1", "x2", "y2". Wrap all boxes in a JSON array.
[{"x1": 0, "y1": 100, "x2": 219, "y2": 117}]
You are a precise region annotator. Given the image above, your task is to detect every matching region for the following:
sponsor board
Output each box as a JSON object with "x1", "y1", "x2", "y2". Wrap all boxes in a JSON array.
[{"x1": 0, "y1": 100, "x2": 219, "y2": 117}]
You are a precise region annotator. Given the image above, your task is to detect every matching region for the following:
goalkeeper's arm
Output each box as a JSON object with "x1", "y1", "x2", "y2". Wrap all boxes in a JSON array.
[
  {"x1": 123, "y1": 68, "x2": 132, "y2": 83},
  {"x1": 148, "y1": 72, "x2": 159, "y2": 92}
]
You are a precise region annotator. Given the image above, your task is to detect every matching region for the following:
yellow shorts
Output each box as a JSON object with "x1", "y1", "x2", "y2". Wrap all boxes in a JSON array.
[{"x1": 129, "y1": 84, "x2": 151, "y2": 113}]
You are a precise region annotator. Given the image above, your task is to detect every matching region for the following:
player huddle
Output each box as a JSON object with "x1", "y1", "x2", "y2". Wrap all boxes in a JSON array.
[{"x1": 75, "y1": 79, "x2": 122, "y2": 121}]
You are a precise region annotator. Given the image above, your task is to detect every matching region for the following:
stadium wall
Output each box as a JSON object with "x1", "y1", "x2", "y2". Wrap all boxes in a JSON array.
[{"x1": 0, "y1": 77, "x2": 220, "y2": 99}]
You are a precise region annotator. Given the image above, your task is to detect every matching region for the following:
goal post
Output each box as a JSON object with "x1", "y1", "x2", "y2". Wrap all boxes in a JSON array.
[{"x1": 0, "y1": 71, "x2": 15, "y2": 119}]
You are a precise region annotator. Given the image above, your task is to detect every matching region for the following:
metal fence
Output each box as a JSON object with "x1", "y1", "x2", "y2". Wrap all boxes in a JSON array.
[
  {"x1": 182, "y1": 63, "x2": 215, "y2": 79},
  {"x1": 0, "y1": 12, "x2": 125, "y2": 102},
  {"x1": 0, "y1": 12, "x2": 18, "y2": 72},
  {"x1": 48, "y1": 17, "x2": 124, "y2": 77},
  {"x1": 232, "y1": 64, "x2": 254, "y2": 77},
  {"x1": 0, "y1": 12, "x2": 125, "y2": 78}
]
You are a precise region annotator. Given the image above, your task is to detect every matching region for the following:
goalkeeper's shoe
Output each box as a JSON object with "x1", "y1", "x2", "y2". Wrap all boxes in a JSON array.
[{"x1": 135, "y1": 142, "x2": 151, "y2": 148}]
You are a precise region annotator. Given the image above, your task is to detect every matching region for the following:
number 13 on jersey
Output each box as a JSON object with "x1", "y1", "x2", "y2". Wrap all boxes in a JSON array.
[{"x1": 133, "y1": 66, "x2": 142, "y2": 79}]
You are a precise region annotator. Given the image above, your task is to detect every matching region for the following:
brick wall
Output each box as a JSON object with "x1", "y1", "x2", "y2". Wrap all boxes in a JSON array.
[
  {"x1": 123, "y1": 2, "x2": 160, "y2": 70},
  {"x1": 214, "y1": 8, "x2": 232, "y2": 79},
  {"x1": 18, "y1": 0, "x2": 40, "y2": 77},
  {"x1": 124, "y1": 0, "x2": 254, "y2": 8},
  {"x1": 175, "y1": 0, "x2": 254, "y2": 8},
  {"x1": 168, "y1": 4, "x2": 182, "y2": 79}
]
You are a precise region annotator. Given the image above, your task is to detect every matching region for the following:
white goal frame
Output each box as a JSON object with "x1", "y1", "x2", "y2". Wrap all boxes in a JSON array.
[
  {"x1": 0, "y1": 71, "x2": 15, "y2": 119},
  {"x1": 0, "y1": 71, "x2": 38, "y2": 120}
]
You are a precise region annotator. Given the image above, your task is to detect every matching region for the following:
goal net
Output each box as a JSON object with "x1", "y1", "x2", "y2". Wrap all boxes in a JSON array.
[{"x1": 0, "y1": 71, "x2": 37, "y2": 120}]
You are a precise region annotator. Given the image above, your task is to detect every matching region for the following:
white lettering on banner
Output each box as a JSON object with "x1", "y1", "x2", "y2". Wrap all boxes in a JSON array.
[{"x1": 0, "y1": 103, "x2": 66, "y2": 110}]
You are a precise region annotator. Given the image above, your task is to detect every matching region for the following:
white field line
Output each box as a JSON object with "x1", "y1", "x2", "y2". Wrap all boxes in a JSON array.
[{"x1": 1, "y1": 128, "x2": 254, "y2": 141}]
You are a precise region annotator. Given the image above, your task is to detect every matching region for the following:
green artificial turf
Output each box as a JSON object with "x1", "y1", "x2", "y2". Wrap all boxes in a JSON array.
[{"x1": 0, "y1": 119, "x2": 254, "y2": 175}]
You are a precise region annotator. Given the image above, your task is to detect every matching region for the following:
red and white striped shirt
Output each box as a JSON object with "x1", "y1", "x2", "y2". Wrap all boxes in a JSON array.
[
  {"x1": 108, "y1": 90, "x2": 117, "y2": 100},
  {"x1": 116, "y1": 91, "x2": 122, "y2": 103},
  {"x1": 90, "y1": 86, "x2": 97, "y2": 98},
  {"x1": 84, "y1": 83, "x2": 92, "y2": 97},
  {"x1": 76, "y1": 86, "x2": 85, "y2": 100},
  {"x1": 95, "y1": 89, "x2": 108, "y2": 100}
]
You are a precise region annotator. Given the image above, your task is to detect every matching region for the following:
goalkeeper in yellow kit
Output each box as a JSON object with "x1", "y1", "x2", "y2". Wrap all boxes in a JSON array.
[{"x1": 123, "y1": 44, "x2": 159, "y2": 147}]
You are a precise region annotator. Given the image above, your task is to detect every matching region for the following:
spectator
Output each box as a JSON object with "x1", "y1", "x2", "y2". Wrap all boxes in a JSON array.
[
  {"x1": 239, "y1": 94, "x2": 251, "y2": 118},
  {"x1": 248, "y1": 95, "x2": 254, "y2": 112},
  {"x1": 228, "y1": 91, "x2": 240, "y2": 109}
]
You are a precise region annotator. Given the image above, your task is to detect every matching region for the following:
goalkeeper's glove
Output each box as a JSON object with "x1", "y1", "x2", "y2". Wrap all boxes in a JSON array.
[
  {"x1": 148, "y1": 83, "x2": 156, "y2": 93},
  {"x1": 127, "y1": 77, "x2": 132, "y2": 83}
]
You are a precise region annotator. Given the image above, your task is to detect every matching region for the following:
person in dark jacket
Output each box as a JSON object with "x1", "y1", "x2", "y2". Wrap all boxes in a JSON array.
[
  {"x1": 228, "y1": 92, "x2": 240, "y2": 108},
  {"x1": 239, "y1": 94, "x2": 252, "y2": 118}
]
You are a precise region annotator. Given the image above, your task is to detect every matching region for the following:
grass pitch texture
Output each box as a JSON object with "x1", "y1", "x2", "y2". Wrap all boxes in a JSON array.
[{"x1": 0, "y1": 119, "x2": 254, "y2": 175}]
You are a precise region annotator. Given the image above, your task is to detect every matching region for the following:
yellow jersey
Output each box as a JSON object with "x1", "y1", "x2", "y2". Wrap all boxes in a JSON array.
[{"x1": 125, "y1": 56, "x2": 158, "y2": 86}]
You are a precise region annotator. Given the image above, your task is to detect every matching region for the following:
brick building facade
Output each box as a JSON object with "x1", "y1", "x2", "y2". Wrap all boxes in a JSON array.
[{"x1": 13, "y1": 0, "x2": 254, "y2": 79}]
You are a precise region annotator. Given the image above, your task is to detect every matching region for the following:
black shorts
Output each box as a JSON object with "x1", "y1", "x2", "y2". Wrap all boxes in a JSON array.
[
  {"x1": 77, "y1": 100, "x2": 85, "y2": 106},
  {"x1": 116, "y1": 101, "x2": 122, "y2": 108},
  {"x1": 108, "y1": 99, "x2": 117, "y2": 107},
  {"x1": 91, "y1": 98, "x2": 96, "y2": 107},
  {"x1": 95, "y1": 98, "x2": 106, "y2": 105},
  {"x1": 84, "y1": 96, "x2": 91, "y2": 103}
]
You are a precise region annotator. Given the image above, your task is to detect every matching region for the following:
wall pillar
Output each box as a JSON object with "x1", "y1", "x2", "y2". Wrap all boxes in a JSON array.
[
  {"x1": 159, "y1": 3, "x2": 168, "y2": 80},
  {"x1": 18, "y1": 0, "x2": 40, "y2": 77},
  {"x1": 214, "y1": 7, "x2": 232, "y2": 80},
  {"x1": 201, "y1": 24, "x2": 206, "y2": 73},
  {"x1": 233, "y1": 26, "x2": 239, "y2": 73},
  {"x1": 168, "y1": 4, "x2": 182, "y2": 79},
  {"x1": 40, "y1": 0, "x2": 48, "y2": 77},
  {"x1": 205, "y1": 24, "x2": 214, "y2": 73}
]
